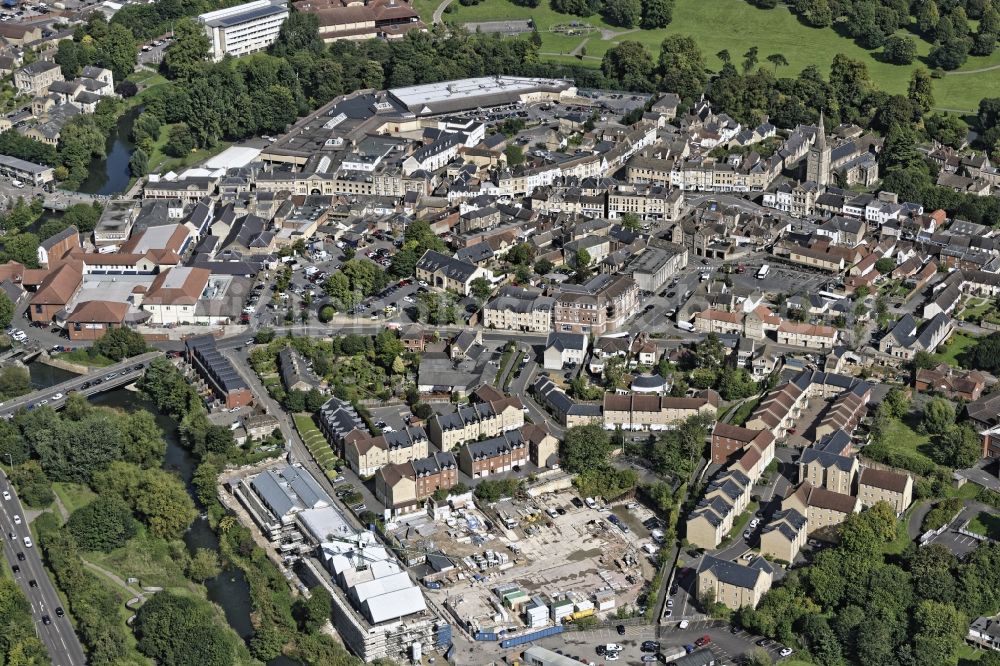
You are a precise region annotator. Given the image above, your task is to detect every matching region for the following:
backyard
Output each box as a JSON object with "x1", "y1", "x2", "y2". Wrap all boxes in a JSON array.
[
  {"x1": 436, "y1": 0, "x2": 1000, "y2": 111},
  {"x1": 933, "y1": 331, "x2": 980, "y2": 368}
]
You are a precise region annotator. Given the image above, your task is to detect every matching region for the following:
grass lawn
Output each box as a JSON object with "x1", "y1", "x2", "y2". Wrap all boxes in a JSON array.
[
  {"x1": 729, "y1": 501, "x2": 759, "y2": 540},
  {"x1": 883, "y1": 503, "x2": 918, "y2": 555},
  {"x1": 441, "y1": 0, "x2": 1000, "y2": 111},
  {"x1": 51, "y1": 482, "x2": 97, "y2": 516},
  {"x1": 933, "y1": 331, "x2": 980, "y2": 368},
  {"x1": 293, "y1": 413, "x2": 340, "y2": 473},
  {"x1": 877, "y1": 415, "x2": 938, "y2": 468},
  {"x1": 966, "y1": 511, "x2": 1000, "y2": 541},
  {"x1": 726, "y1": 396, "x2": 760, "y2": 426},
  {"x1": 960, "y1": 298, "x2": 994, "y2": 322},
  {"x1": 959, "y1": 644, "x2": 988, "y2": 664},
  {"x1": 53, "y1": 348, "x2": 115, "y2": 368},
  {"x1": 146, "y1": 122, "x2": 232, "y2": 174},
  {"x1": 84, "y1": 529, "x2": 190, "y2": 590}
]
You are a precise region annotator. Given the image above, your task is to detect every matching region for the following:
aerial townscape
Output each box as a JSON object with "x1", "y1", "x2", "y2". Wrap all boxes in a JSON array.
[{"x1": 2, "y1": 0, "x2": 1000, "y2": 665}]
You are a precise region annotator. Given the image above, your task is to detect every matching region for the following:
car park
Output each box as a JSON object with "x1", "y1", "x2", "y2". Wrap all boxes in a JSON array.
[
  {"x1": 641, "y1": 641, "x2": 660, "y2": 652},
  {"x1": 694, "y1": 635, "x2": 710, "y2": 648}
]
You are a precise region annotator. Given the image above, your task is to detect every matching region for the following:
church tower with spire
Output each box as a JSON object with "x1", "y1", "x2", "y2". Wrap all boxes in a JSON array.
[{"x1": 806, "y1": 111, "x2": 832, "y2": 187}]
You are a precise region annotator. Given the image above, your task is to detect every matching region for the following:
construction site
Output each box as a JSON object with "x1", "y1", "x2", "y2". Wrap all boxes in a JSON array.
[{"x1": 384, "y1": 488, "x2": 664, "y2": 644}]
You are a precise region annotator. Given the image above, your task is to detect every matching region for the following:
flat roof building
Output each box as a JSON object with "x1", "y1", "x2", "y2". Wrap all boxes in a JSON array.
[{"x1": 199, "y1": 0, "x2": 289, "y2": 61}]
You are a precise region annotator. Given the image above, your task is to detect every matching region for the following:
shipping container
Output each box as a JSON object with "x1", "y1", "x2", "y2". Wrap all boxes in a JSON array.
[{"x1": 499, "y1": 624, "x2": 564, "y2": 649}]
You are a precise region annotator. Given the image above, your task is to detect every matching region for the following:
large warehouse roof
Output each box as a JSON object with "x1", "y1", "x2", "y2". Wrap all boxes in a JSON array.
[{"x1": 388, "y1": 76, "x2": 573, "y2": 116}]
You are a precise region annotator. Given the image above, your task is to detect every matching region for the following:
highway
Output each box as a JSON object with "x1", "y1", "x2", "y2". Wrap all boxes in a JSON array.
[
  {"x1": 0, "y1": 351, "x2": 164, "y2": 416},
  {"x1": 0, "y1": 472, "x2": 87, "y2": 665}
]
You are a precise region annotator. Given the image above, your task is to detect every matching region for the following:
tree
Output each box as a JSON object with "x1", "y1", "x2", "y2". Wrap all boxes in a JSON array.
[
  {"x1": 186, "y1": 548, "x2": 221, "y2": 582},
  {"x1": 798, "y1": 0, "x2": 833, "y2": 26},
  {"x1": 134, "y1": 592, "x2": 243, "y2": 666},
  {"x1": 874, "y1": 257, "x2": 896, "y2": 274},
  {"x1": 881, "y1": 386, "x2": 911, "y2": 419},
  {"x1": 97, "y1": 23, "x2": 137, "y2": 82},
  {"x1": 164, "y1": 123, "x2": 195, "y2": 158},
  {"x1": 765, "y1": 53, "x2": 788, "y2": 73},
  {"x1": 659, "y1": 35, "x2": 708, "y2": 100},
  {"x1": 620, "y1": 213, "x2": 642, "y2": 231},
  {"x1": 601, "y1": 41, "x2": 655, "y2": 91},
  {"x1": 929, "y1": 37, "x2": 971, "y2": 70},
  {"x1": 883, "y1": 35, "x2": 917, "y2": 64},
  {"x1": 922, "y1": 398, "x2": 955, "y2": 436},
  {"x1": 128, "y1": 148, "x2": 148, "y2": 178},
  {"x1": 94, "y1": 463, "x2": 197, "y2": 539},
  {"x1": 296, "y1": 587, "x2": 332, "y2": 633},
  {"x1": 269, "y1": 11, "x2": 323, "y2": 58},
  {"x1": 913, "y1": 600, "x2": 967, "y2": 666},
  {"x1": 925, "y1": 112, "x2": 966, "y2": 146},
  {"x1": 504, "y1": 144, "x2": 525, "y2": 166},
  {"x1": 918, "y1": 0, "x2": 941, "y2": 34},
  {"x1": 938, "y1": 423, "x2": 982, "y2": 468},
  {"x1": 1, "y1": 232, "x2": 40, "y2": 267},
  {"x1": 469, "y1": 277, "x2": 492, "y2": 303},
  {"x1": 534, "y1": 258, "x2": 554, "y2": 275},
  {"x1": 161, "y1": 18, "x2": 210, "y2": 80},
  {"x1": 839, "y1": 501, "x2": 899, "y2": 556},
  {"x1": 561, "y1": 424, "x2": 613, "y2": 473},
  {"x1": 0, "y1": 291, "x2": 13, "y2": 330},
  {"x1": 906, "y1": 67, "x2": 936, "y2": 112},
  {"x1": 603, "y1": 0, "x2": 641, "y2": 27},
  {"x1": 92, "y1": 326, "x2": 148, "y2": 360},
  {"x1": 971, "y1": 331, "x2": 1000, "y2": 371},
  {"x1": 641, "y1": 0, "x2": 674, "y2": 28},
  {"x1": 67, "y1": 494, "x2": 137, "y2": 552},
  {"x1": 742, "y1": 46, "x2": 759, "y2": 74},
  {"x1": 122, "y1": 410, "x2": 166, "y2": 468}
]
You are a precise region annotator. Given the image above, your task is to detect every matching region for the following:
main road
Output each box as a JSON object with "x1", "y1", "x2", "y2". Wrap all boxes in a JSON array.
[
  {"x1": 0, "y1": 472, "x2": 87, "y2": 665},
  {"x1": 0, "y1": 351, "x2": 164, "y2": 416}
]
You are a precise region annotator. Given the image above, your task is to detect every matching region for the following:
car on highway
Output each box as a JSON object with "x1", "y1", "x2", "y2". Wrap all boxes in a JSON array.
[
  {"x1": 104, "y1": 373, "x2": 117, "y2": 380},
  {"x1": 41, "y1": 615, "x2": 50, "y2": 625},
  {"x1": 16, "y1": 552, "x2": 24, "y2": 561},
  {"x1": 23, "y1": 536, "x2": 32, "y2": 548},
  {"x1": 2, "y1": 491, "x2": 9, "y2": 500},
  {"x1": 28, "y1": 579, "x2": 36, "y2": 588},
  {"x1": 51, "y1": 393, "x2": 62, "y2": 400},
  {"x1": 12, "y1": 514, "x2": 20, "y2": 525},
  {"x1": 134, "y1": 364, "x2": 144, "y2": 371},
  {"x1": 11, "y1": 564, "x2": 18, "y2": 573},
  {"x1": 55, "y1": 607, "x2": 63, "y2": 617}
]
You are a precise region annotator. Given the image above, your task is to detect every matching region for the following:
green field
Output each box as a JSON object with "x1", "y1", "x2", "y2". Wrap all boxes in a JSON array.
[{"x1": 439, "y1": 0, "x2": 1000, "y2": 111}]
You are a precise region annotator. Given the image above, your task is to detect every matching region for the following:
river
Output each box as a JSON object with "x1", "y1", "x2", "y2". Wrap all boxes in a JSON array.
[
  {"x1": 27, "y1": 361, "x2": 299, "y2": 665},
  {"x1": 77, "y1": 106, "x2": 141, "y2": 196}
]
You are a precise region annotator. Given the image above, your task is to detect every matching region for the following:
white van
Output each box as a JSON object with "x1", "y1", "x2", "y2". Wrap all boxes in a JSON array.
[{"x1": 11, "y1": 180, "x2": 23, "y2": 188}]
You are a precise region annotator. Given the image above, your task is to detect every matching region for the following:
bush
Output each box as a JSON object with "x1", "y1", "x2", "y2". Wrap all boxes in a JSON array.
[
  {"x1": 318, "y1": 305, "x2": 335, "y2": 323},
  {"x1": 92, "y1": 326, "x2": 148, "y2": 361},
  {"x1": 922, "y1": 497, "x2": 964, "y2": 532}
]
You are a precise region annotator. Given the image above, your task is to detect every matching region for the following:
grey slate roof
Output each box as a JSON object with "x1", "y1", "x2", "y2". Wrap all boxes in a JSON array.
[{"x1": 699, "y1": 554, "x2": 773, "y2": 588}]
